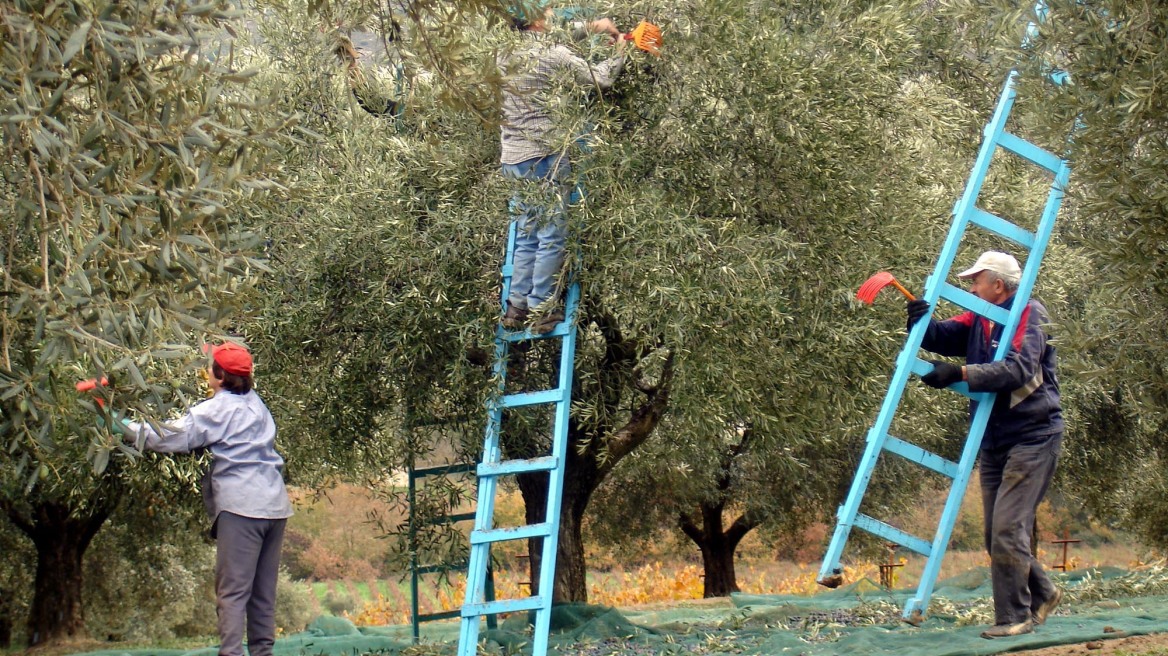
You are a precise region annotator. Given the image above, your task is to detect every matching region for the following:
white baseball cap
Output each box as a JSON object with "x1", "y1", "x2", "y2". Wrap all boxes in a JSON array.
[{"x1": 957, "y1": 251, "x2": 1021, "y2": 284}]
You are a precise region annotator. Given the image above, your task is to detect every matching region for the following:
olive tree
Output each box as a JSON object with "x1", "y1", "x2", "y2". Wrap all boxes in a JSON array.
[
  {"x1": 0, "y1": 0, "x2": 293, "y2": 643},
  {"x1": 246, "y1": 0, "x2": 1051, "y2": 602}
]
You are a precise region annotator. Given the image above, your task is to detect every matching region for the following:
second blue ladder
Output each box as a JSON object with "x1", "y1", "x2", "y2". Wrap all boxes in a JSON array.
[{"x1": 817, "y1": 33, "x2": 1071, "y2": 623}]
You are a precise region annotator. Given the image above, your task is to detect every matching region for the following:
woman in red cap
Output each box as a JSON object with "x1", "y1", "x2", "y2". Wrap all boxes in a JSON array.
[{"x1": 125, "y1": 342, "x2": 292, "y2": 656}]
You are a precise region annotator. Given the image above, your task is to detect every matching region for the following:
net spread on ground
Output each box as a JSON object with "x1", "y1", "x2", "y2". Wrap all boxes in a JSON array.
[{"x1": 69, "y1": 567, "x2": 1168, "y2": 656}]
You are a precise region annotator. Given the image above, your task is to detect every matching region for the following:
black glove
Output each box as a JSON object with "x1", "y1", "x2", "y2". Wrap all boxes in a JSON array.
[
  {"x1": 921, "y1": 360, "x2": 963, "y2": 389},
  {"x1": 906, "y1": 299, "x2": 931, "y2": 330}
]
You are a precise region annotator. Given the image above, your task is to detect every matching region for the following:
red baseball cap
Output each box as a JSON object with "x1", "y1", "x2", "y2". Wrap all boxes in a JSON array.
[{"x1": 203, "y1": 342, "x2": 253, "y2": 376}]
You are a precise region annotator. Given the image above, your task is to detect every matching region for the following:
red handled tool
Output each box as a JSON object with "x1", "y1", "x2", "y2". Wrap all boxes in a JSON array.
[
  {"x1": 76, "y1": 377, "x2": 110, "y2": 407},
  {"x1": 856, "y1": 271, "x2": 916, "y2": 304}
]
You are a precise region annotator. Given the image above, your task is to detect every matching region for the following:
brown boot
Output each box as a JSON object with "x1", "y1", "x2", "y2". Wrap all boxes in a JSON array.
[
  {"x1": 531, "y1": 308, "x2": 565, "y2": 335},
  {"x1": 503, "y1": 304, "x2": 528, "y2": 330}
]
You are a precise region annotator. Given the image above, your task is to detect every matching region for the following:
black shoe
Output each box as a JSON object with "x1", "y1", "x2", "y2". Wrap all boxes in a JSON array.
[
  {"x1": 503, "y1": 304, "x2": 528, "y2": 330},
  {"x1": 980, "y1": 620, "x2": 1033, "y2": 639},
  {"x1": 531, "y1": 309, "x2": 565, "y2": 335}
]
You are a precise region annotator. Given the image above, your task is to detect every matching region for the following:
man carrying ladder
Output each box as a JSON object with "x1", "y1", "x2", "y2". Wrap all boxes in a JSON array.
[{"x1": 907, "y1": 251, "x2": 1065, "y2": 639}]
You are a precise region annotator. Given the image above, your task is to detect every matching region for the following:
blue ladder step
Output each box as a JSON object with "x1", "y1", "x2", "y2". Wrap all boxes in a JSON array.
[
  {"x1": 502, "y1": 322, "x2": 572, "y2": 341},
  {"x1": 501, "y1": 389, "x2": 565, "y2": 408},
  {"x1": 909, "y1": 358, "x2": 978, "y2": 398},
  {"x1": 969, "y1": 208, "x2": 1035, "y2": 249},
  {"x1": 470, "y1": 522, "x2": 553, "y2": 545},
  {"x1": 938, "y1": 283, "x2": 1011, "y2": 325},
  {"x1": 882, "y1": 435, "x2": 959, "y2": 478},
  {"x1": 462, "y1": 595, "x2": 545, "y2": 617},
  {"x1": 478, "y1": 456, "x2": 558, "y2": 478},
  {"x1": 996, "y1": 132, "x2": 1062, "y2": 174},
  {"x1": 853, "y1": 513, "x2": 933, "y2": 557}
]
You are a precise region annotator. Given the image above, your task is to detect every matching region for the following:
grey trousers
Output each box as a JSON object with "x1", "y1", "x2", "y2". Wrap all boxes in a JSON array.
[
  {"x1": 979, "y1": 434, "x2": 1062, "y2": 625},
  {"x1": 215, "y1": 512, "x2": 287, "y2": 656}
]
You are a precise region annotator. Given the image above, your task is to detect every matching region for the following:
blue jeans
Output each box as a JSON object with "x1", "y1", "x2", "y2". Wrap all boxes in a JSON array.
[
  {"x1": 979, "y1": 434, "x2": 1062, "y2": 625},
  {"x1": 502, "y1": 154, "x2": 578, "y2": 311}
]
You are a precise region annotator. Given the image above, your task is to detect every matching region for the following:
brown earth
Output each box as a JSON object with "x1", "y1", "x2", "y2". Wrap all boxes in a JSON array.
[{"x1": 1012, "y1": 632, "x2": 1168, "y2": 655}]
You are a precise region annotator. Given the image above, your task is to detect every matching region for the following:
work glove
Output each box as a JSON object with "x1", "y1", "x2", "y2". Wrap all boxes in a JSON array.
[
  {"x1": 906, "y1": 299, "x2": 931, "y2": 330},
  {"x1": 921, "y1": 360, "x2": 963, "y2": 389}
]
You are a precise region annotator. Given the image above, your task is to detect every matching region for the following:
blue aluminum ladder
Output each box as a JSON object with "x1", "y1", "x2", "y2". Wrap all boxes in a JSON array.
[
  {"x1": 817, "y1": 5, "x2": 1070, "y2": 625},
  {"x1": 457, "y1": 220, "x2": 580, "y2": 656}
]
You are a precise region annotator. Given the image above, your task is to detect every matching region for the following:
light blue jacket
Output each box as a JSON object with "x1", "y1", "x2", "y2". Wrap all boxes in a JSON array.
[{"x1": 129, "y1": 390, "x2": 293, "y2": 522}]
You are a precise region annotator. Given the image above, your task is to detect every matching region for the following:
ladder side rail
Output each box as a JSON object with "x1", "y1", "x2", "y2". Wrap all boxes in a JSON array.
[
  {"x1": 500, "y1": 221, "x2": 519, "y2": 311},
  {"x1": 459, "y1": 222, "x2": 521, "y2": 655},
  {"x1": 905, "y1": 393, "x2": 994, "y2": 619},
  {"x1": 530, "y1": 282, "x2": 581, "y2": 656},
  {"x1": 819, "y1": 218, "x2": 978, "y2": 580},
  {"x1": 820, "y1": 70, "x2": 1023, "y2": 584}
]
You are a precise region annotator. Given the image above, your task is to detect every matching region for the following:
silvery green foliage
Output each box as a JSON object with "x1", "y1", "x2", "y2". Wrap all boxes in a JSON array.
[
  {"x1": 244, "y1": 0, "x2": 1038, "y2": 590},
  {"x1": 1023, "y1": 0, "x2": 1168, "y2": 549},
  {"x1": 1, "y1": 0, "x2": 295, "y2": 487},
  {"x1": 1, "y1": 0, "x2": 296, "y2": 642},
  {"x1": 934, "y1": 0, "x2": 1168, "y2": 549}
]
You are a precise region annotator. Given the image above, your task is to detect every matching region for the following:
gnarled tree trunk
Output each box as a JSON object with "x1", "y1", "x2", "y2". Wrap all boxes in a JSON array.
[
  {"x1": 678, "y1": 427, "x2": 761, "y2": 597},
  {"x1": 515, "y1": 315, "x2": 676, "y2": 602},
  {"x1": 679, "y1": 501, "x2": 759, "y2": 597},
  {"x1": 5, "y1": 495, "x2": 116, "y2": 646}
]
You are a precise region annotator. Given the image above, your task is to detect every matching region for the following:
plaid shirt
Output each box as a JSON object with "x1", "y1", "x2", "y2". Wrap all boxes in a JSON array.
[{"x1": 498, "y1": 33, "x2": 625, "y2": 165}]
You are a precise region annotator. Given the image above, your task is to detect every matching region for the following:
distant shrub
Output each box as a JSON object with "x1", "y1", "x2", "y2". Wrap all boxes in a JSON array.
[
  {"x1": 282, "y1": 529, "x2": 316, "y2": 580},
  {"x1": 323, "y1": 585, "x2": 358, "y2": 616},
  {"x1": 275, "y1": 570, "x2": 319, "y2": 633},
  {"x1": 85, "y1": 539, "x2": 218, "y2": 642}
]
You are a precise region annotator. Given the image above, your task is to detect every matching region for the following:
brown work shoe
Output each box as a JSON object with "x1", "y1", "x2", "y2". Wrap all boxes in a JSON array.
[
  {"x1": 531, "y1": 308, "x2": 565, "y2": 335},
  {"x1": 1033, "y1": 587, "x2": 1064, "y2": 625},
  {"x1": 503, "y1": 304, "x2": 528, "y2": 330},
  {"x1": 980, "y1": 620, "x2": 1033, "y2": 639}
]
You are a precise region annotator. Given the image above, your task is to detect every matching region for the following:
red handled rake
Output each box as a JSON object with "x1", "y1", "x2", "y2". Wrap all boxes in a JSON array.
[
  {"x1": 76, "y1": 376, "x2": 110, "y2": 407},
  {"x1": 856, "y1": 271, "x2": 916, "y2": 304}
]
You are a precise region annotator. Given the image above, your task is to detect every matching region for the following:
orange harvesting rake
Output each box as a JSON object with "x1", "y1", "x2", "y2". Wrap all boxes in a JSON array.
[
  {"x1": 626, "y1": 21, "x2": 662, "y2": 56},
  {"x1": 856, "y1": 271, "x2": 916, "y2": 304},
  {"x1": 76, "y1": 376, "x2": 111, "y2": 407}
]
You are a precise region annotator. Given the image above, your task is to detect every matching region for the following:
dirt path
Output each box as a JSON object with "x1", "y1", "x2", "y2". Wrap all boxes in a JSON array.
[{"x1": 1011, "y1": 632, "x2": 1168, "y2": 655}]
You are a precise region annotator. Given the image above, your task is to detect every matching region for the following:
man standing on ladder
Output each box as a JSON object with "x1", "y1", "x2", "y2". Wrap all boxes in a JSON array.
[
  {"x1": 498, "y1": 0, "x2": 627, "y2": 334},
  {"x1": 907, "y1": 251, "x2": 1065, "y2": 639}
]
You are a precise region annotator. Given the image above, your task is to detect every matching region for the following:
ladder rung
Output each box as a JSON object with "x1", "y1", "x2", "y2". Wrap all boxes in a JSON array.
[
  {"x1": 996, "y1": 131, "x2": 1063, "y2": 174},
  {"x1": 471, "y1": 522, "x2": 552, "y2": 545},
  {"x1": 969, "y1": 208, "x2": 1035, "y2": 249},
  {"x1": 418, "y1": 609, "x2": 462, "y2": 622},
  {"x1": 412, "y1": 463, "x2": 476, "y2": 478},
  {"x1": 425, "y1": 511, "x2": 476, "y2": 526},
  {"x1": 502, "y1": 323, "x2": 571, "y2": 342},
  {"x1": 462, "y1": 595, "x2": 545, "y2": 617},
  {"x1": 478, "y1": 456, "x2": 558, "y2": 478},
  {"x1": 938, "y1": 283, "x2": 1010, "y2": 325},
  {"x1": 415, "y1": 562, "x2": 468, "y2": 575},
  {"x1": 882, "y1": 435, "x2": 959, "y2": 478},
  {"x1": 501, "y1": 388, "x2": 565, "y2": 408},
  {"x1": 910, "y1": 358, "x2": 978, "y2": 399},
  {"x1": 854, "y1": 513, "x2": 932, "y2": 557}
]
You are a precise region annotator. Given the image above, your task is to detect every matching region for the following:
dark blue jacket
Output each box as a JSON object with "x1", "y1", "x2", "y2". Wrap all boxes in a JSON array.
[{"x1": 920, "y1": 295, "x2": 1063, "y2": 450}]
